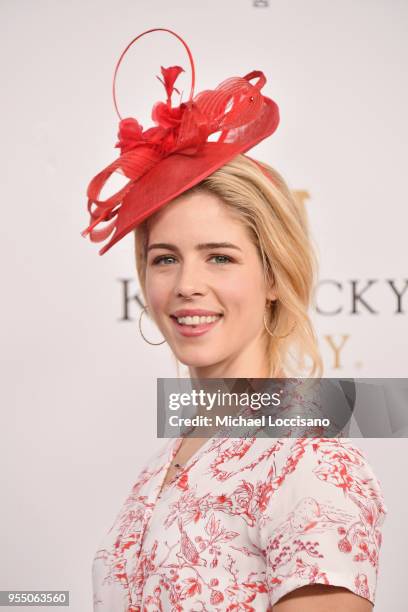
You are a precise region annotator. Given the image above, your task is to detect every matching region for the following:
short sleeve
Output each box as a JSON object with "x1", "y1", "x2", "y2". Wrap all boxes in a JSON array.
[{"x1": 258, "y1": 438, "x2": 387, "y2": 607}]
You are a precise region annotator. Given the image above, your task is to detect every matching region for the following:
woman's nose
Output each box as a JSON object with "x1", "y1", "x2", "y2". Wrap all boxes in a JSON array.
[{"x1": 174, "y1": 261, "x2": 205, "y2": 298}]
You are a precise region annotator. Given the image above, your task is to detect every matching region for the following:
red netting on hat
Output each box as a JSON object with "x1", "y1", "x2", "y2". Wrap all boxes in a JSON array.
[{"x1": 81, "y1": 29, "x2": 279, "y2": 255}]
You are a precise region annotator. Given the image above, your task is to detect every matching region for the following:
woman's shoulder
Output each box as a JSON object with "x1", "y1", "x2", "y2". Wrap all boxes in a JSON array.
[
  {"x1": 255, "y1": 437, "x2": 388, "y2": 551},
  {"x1": 258, "y1": 437, "x2": 386, "y2": 502}
]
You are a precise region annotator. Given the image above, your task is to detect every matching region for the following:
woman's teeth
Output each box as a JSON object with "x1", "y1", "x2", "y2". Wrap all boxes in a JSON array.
[{"x1": 176, "y1": 315, "x2": 221, "y2": 326}]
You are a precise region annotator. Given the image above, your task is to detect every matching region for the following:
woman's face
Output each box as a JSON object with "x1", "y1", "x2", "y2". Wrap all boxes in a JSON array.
[{"x1": 144, "y1": 190, "x2": 276, "y2": 375}]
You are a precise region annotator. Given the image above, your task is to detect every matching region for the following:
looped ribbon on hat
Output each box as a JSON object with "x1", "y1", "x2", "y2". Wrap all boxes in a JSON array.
[{"x1": 81, "y1": 66, "x2": 269, "y2": 245}]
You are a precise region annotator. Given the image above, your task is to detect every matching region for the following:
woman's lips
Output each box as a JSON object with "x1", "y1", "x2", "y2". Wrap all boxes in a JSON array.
[{"x1": 170, "y1": 315, "x2": 223, "y2": 337}]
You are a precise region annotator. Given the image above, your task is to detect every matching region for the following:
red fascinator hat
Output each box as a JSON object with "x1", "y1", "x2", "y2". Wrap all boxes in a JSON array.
[{"x1": 81, "y1": 28, "x2": 280, "y2": 255}]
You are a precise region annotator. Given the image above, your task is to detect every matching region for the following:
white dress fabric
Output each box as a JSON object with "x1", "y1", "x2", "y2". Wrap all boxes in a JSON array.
[{"x1": 92, "y1": 436, "x2": 387, "y2": 611}]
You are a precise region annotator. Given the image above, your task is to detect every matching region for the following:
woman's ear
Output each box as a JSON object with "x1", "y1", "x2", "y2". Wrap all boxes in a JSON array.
[{"x1": 266, "y1": 287, "x2": 278, "y2": 303}]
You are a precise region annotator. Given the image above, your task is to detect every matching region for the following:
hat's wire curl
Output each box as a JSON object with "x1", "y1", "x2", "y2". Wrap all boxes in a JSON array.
[{"x1": 112, "y1": 28, "x2": 196, "y2": 120}]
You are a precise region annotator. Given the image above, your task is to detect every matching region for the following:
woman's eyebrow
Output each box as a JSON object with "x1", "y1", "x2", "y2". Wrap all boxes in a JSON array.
[{"x1": 147, "y1": 242, "x2": 242, "y2": 252}]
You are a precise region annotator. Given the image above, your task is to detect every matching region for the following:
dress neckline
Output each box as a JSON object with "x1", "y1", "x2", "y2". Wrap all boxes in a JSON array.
[{"x1": 157, "y1": 435, "x2": 219, "y2": 499}]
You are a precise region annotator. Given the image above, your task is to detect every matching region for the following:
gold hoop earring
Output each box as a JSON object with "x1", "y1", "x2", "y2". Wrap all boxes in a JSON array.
[
  {"x1": 138, "y1": 306, "x2": 167, "y2": 346},
  {"x1": 263, "y1": 301, "x2": 296, "y2": 339}
]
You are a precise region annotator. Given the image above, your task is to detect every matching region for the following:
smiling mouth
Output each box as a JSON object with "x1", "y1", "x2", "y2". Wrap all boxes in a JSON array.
[
  {"x1": 170, "y1": 314, "x2": 223, "y2": 327},
  {"x1": 169, "y1": 313, "x2": 223, "y2": 336}
]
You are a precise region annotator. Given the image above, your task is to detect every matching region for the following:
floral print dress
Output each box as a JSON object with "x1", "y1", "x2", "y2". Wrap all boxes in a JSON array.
[{"x1": 92, "y1": 436, "x2": 387, "y2": 611}]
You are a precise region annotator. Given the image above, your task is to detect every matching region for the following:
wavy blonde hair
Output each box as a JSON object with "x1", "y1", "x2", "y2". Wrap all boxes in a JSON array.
[{"x1": 134, "y1": 154, "x2": 323, "y2": 377}]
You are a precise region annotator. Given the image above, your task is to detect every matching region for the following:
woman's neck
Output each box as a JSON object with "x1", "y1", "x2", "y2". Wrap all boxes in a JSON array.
[{"x1": 188, "y1": 356, "x2": 285, "y2": 379}]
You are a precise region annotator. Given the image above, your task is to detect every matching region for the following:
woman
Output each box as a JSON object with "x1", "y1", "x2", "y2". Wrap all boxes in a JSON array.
[{"x1": 84, "y1": 30, "x2": 387, "y2": 611}]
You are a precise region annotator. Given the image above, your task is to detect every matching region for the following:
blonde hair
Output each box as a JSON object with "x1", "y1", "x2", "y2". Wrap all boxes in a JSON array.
[{"x1": 134, "y1": 154, "x2": 323, "y2": 377}]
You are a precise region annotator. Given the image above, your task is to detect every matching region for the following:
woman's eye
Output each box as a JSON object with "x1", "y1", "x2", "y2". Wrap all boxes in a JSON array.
[
  {"x1": 152, "y1": 255, "x2": 176, "y2": 265},
  {"x1": 210, "y1": 254, "x2": 233, "y2": 264}
]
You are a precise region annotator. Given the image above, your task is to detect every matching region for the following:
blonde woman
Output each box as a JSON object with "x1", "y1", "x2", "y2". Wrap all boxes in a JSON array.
[{"x1": 85, "y1": 30, "x2": 387, "y2": 611}]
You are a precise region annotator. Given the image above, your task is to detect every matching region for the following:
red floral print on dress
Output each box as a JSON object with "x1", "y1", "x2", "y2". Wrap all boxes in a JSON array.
[{"x1": 93, "y1": 437, "x2": 387, "y2": 611}]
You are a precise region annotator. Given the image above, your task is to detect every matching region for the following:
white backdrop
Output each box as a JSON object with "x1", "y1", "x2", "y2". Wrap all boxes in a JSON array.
[{"x1": 1, "y1": 0, "x2": 407, "y2": 610}]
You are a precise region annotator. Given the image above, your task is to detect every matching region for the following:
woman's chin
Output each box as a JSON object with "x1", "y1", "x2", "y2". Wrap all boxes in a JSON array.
[{"x1": 173, "y1": 348, "x2": 226, "y2": 371}]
